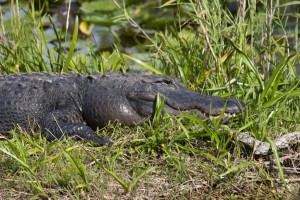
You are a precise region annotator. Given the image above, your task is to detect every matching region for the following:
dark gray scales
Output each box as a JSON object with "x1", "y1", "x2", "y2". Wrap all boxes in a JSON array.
[{"x1": 0, "y1": 72, "x2": 245, "y2": 145}]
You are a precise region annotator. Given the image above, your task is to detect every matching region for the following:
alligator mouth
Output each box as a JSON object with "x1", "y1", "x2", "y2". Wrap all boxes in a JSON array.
[
  {"x1": 161, "y1": 94, "x2": 245, "y2": 121},
  {"x1": 163, "y1": 102, "x2": 241, "y2": 121}
]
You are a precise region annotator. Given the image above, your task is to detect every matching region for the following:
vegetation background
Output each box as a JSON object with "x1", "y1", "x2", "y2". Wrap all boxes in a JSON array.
[{"x1": 0, "y1": 0, "x2": 299, "y2": 199}]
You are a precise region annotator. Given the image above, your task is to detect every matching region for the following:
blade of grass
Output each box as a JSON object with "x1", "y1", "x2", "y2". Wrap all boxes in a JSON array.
[
  {"x1": 261, "y1": 54, "x2": 296, "y2": 101},
  {"x1": 63, "y1": 16, "x2": 79, "y2": 72},
  {"x1": 128, "y1": 167, "x2": 156, "y2": 192},
  {"x1": 63, "y1": 149, "x2": 89, "y2": 188},
  {"x1": 82, "y1": 147, "x2": 130, "y2": 192},
  {"x1": 262, "y1": 86, "x2": 300, "y2": 108},
  {"x1": 266, "y1": 137, "x2": 288, "y2": 189},
  {"x1": 152, "y1": 93, "x2": 165, "y2": 127},
  {"x1": 48, "y1": 15, "x2": 63, "y2": 70},
  {"x1": 122, "y1": 54, "x2": 164, "y2": 75},
  {"x1": 179, "y1": 114, "x2": 221, "y2": 149},
  {"x1": 0, "y1": 146, "x2": 47, "y2": 197},
  {"x1": 220, "y1": 161, "x2": 274, "y2": 187},
  {"x1": 229, "y1": 39, "x2": 264, "y2": 89}
]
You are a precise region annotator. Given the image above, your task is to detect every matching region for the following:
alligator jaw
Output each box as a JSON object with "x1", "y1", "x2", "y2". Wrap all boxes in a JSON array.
[
  {"x1": 162, "y1": 100, "x2": 244, "y2": 122},
  {"x1": 160, "y1": 91, "x2": 245, "y2": 122}
]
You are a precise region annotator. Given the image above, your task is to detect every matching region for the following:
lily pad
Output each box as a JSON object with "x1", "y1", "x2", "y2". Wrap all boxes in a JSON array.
[{"x1": 81, "y1": 1, "x2": 117, "y2": 13}]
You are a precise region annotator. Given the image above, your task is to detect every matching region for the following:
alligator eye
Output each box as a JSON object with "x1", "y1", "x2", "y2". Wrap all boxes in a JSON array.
[{"x1": 154, "y1": 79, "x2": 177, "y2": 87}]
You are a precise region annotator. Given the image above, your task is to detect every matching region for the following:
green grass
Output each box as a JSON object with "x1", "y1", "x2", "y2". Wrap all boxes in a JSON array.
[{"x1": 0, "y1": 0, "x2": 300, "y2": 199}]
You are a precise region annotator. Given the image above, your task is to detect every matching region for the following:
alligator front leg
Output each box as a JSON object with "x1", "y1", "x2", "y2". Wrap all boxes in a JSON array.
[{"x1": 39, "y1": 110, "x2": 110, "y2": 146}]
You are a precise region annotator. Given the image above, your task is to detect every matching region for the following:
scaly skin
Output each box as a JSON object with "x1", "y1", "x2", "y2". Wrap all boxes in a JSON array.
[{"x1": 0, "y1": 72, "x2": 245, "y2": 145}]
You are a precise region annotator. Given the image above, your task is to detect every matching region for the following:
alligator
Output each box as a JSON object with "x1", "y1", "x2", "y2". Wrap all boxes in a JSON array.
[{"x1": 0, "y1": 72, "x2": 245, "y2": 145}]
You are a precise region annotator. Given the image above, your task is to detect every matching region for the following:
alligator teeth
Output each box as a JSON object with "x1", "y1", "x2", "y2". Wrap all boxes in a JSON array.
[{"x1": 205, "y1": 112, "x2": 237, "y2": 119}]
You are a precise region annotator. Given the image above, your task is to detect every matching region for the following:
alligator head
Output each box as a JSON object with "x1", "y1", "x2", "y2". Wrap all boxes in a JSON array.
[
  {"x1": 83, "y1": 73, "x2": 245, "y2": 129},
  {"x1": 127, "y1": 74, "x2": 245, "y2": 122}
]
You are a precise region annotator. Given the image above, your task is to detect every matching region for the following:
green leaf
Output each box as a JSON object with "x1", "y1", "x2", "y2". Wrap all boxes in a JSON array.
[
  {"x1": 64, "y1": 16, "x2": 79, "y2": 72},
  {"x1": 82, "y1": 1, "x2": 117, "y2": 13},
  {"x1": 266, "y1": 137, "x2": 287, "y2": 188},
  {"x1": 63, "y1": 150, "x2": 89, "y2": 186},
  {"x1": 83, "y1": 147, "x2": 130, "y2": 192},
  {"x1": 122, "y1": 54, "x2": 164, "y2": 75},
  {"x1": 229, "y1": 39, "x2": 264, "y2": 90}
]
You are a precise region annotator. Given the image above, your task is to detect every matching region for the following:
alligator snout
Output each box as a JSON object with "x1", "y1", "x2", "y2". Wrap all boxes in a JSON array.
[
  {"x1": 207, "y1": 97, "x2": 245, "y2": 122},
  {"x1": 226, "y1": 98, "x2": 246, "y2": 114}
]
